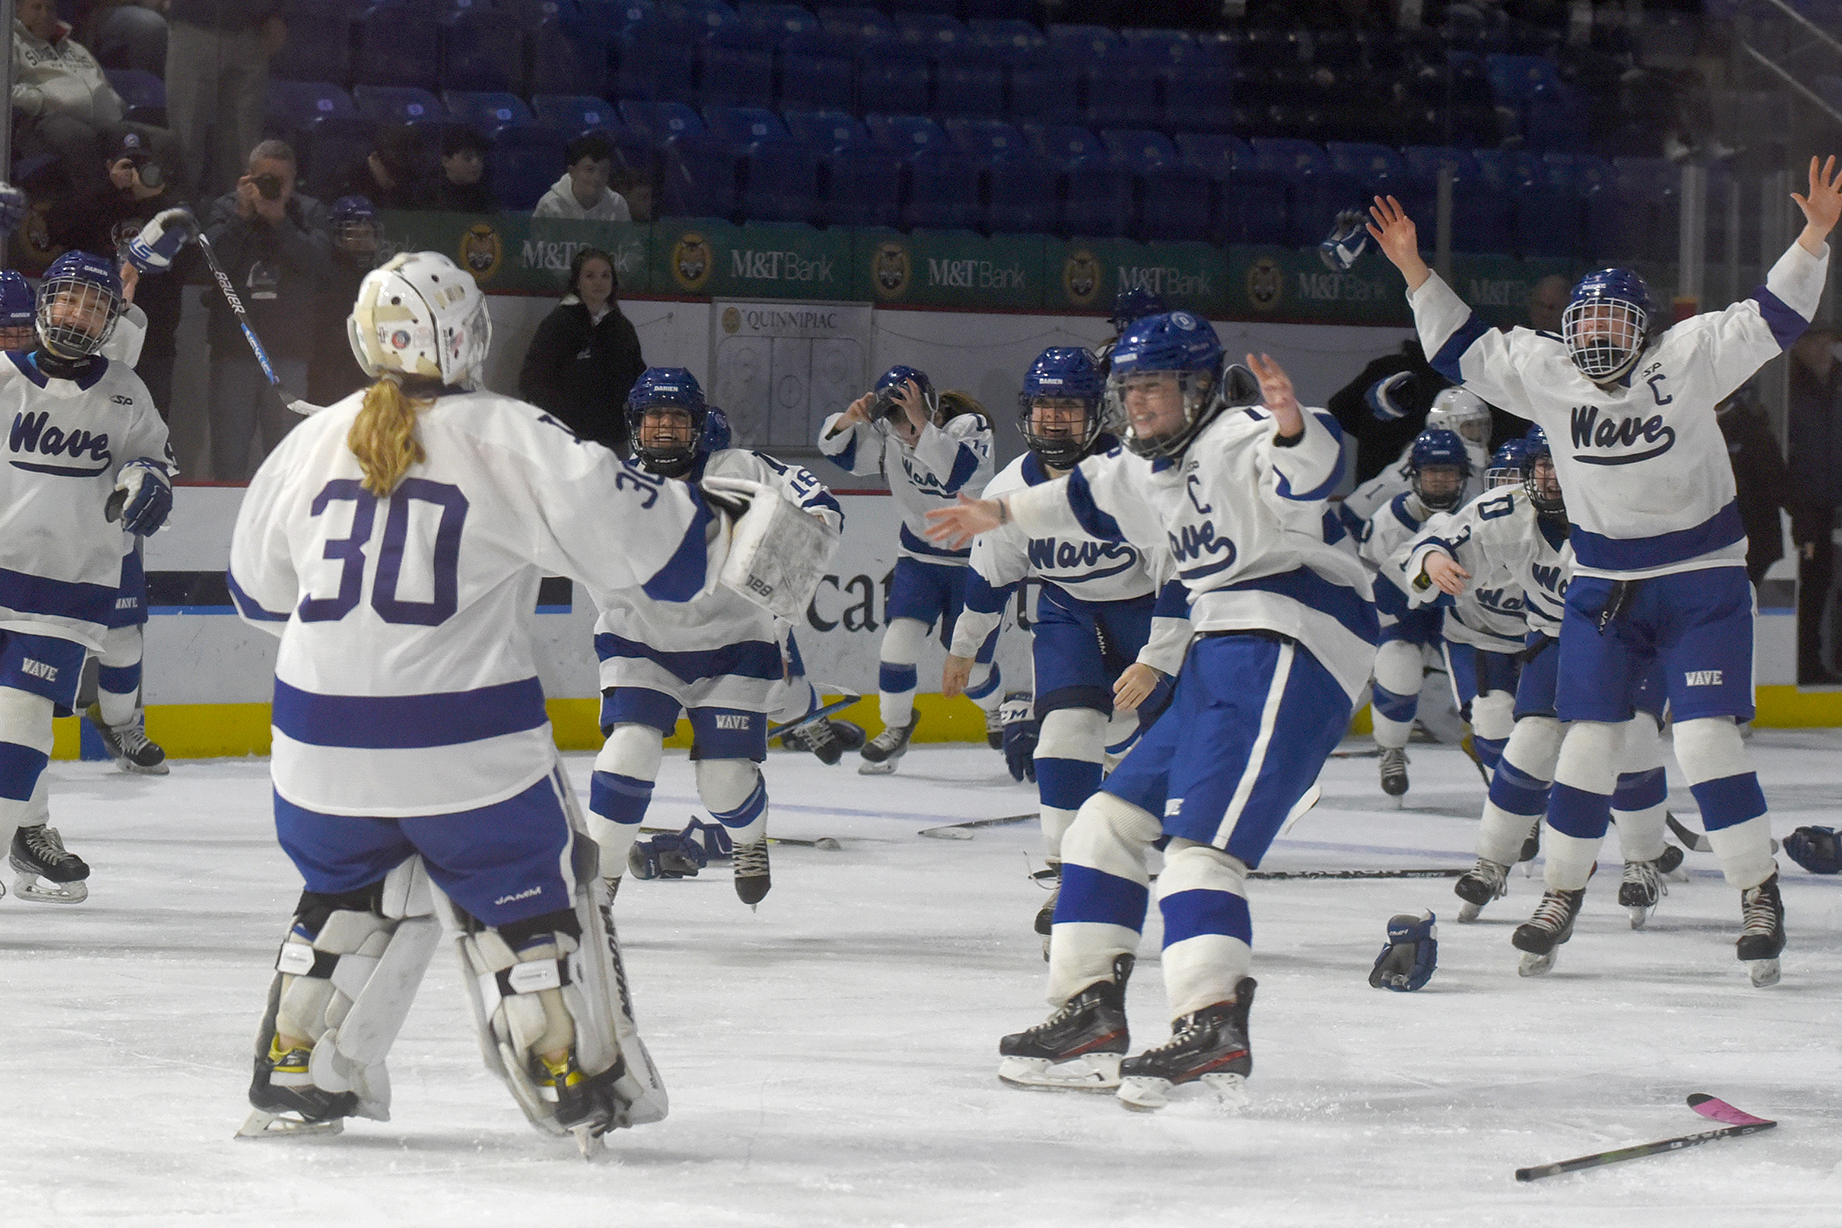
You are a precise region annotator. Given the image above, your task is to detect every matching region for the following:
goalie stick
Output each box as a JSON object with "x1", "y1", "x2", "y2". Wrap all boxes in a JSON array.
[{"x1": 1515, "y1": 1094, "x2": 1776, "y2": 1182}]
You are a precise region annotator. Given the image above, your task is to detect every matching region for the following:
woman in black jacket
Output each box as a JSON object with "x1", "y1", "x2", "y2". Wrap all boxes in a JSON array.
[{"x1": 517, "y1": 246, "x2": 644, "y2": 452}]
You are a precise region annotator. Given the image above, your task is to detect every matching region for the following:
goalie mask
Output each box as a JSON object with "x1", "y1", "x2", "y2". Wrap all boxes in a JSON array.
[
  {"x1": 37, "y1": 250, "x2": 123, "y2": 359},
  {"x1": 1018, "y1": 346, "x2": 1105, "y2": 469},
  {"x1": 348, "y1": 251, "x2": 491, "y2": 388},
  {"x1": 1562, "y1": 268, "x2": 1650, "y2": 384},
  {"x1": 1408, "y1": 428, "x2": 1471, "y2": 512},
  {"x1": 0, "y1": 270, "x2": 37, "y2": 351},
  {"x1": 1523, "y1": 425, "x2": 1565, "y2": 517},
  {"x1": 1106, "y1": 310, "x2": 1226, "y2": 460},
  {"x1": 626, "y1": 367, "x2": 708, "y2": 478}
]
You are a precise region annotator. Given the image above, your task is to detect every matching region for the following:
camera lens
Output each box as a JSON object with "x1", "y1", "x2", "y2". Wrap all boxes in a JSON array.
[
  {"x1": 136, "y1": 161, "x2": 162, "y2": 190},
  {"x1": 255, "y1": 173, "x2": 283, "y2": 200}
]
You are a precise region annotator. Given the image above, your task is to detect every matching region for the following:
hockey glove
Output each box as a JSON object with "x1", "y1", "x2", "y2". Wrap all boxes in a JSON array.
[
  {"x1": 1368, "y1": 909, "x2": 1438, "y2": 991},
  {"x1": 1364, "y1": 370, "x2": 1413, "y2": 422},
  {"x1": 628, "y1": 831, "x2": 707, "y2": 880},
  {"x1": 0, "y1": 182, "x2": 25, "y2": 234},
  {"x1": 127, "y1": 207, "x2": 197, "y2": 275},
  {"x1": 1319, "y1": 208, "x2": 1370, "y2": 272},
  {"x1": 1784, "y1": 825, "x2": 1842, "y2": 875},
  {"x1": 999, "y1": 693, "x2": 1038, "y2": 783},
  {"x1": 112, "y1": 459, "x2": 172, "y2": 536}
]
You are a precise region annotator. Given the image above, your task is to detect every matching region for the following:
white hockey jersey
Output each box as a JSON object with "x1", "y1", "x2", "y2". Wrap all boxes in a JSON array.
[
  {"x1": 948, "y1": 448, "x2": 1190, "y2": 675},
  {"x1": 1410, "y1": 240, "x2": 1829, "y2": 580},
  {"x1": 229, "y1": 391, "x2": 725, "y2": 818},
  {"x1": 1005, "y1": 406, "x2": 1378, "y2": 703},
  {"x1": 1404, "y1": 487, "x2": 1571, "y2": 638},
  {"x1": 595, "y1": 447, "x2": 841, "y2": 710},
  {"x1": 817, "y1": 408, "x2": 992, "y2": 565},
  {"x1": 1342, "y1": 434, "x2": 1485, "y2": 521},
  {"x1": 0, "y1": 352, "x2": 171, "y2": 649},
  {"x1": 1358, "y1": 491, "x2": 1435, "y2": 601}
]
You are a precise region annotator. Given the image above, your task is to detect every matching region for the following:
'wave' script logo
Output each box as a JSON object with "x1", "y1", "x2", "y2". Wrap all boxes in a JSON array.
[
  {"x1": 1568, "y1": 404, "x2": 1676, "y2": 466},
  {"x1": 1026, "y1": 537, "x2": 1139, "y2": 580},
  {"x1": 9, "y1": 411, "x2": 111, "y2": 476}
]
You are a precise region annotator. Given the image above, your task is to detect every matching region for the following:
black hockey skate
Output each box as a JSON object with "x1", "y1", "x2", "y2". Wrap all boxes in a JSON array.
[
  {"x1": 1736, "y1": 873, "x2": 1785, "y2": 988},
  {"x1": 1511, "y1": 887, "x2": 1584, "y2": 976},
  {"x1": 779, "y1": 718, "x2": 864, "y2": 766},
  {"x1": 10, "y1": 824, "x2": 90, "y2": 904},
  {"x1": 1378, "y1": 747, "x2": 1409, "y2": 801},
  {"x1": 1116, "y1": 977, "x2": 1256, "y2": 1113},
  {"x1": 87, "y1": 705, "x2": 168, "y2": 775},
  {"x1": 857, "y1": 714, "x2": 917, "y2": 775},
  {"x1": 1655, "y1": 842, "x2": 1687, "y2": 879},
  {"x1": 733, "y1": 838, "x2": 771, "y2": 907},
  {"x1": 1033, "y1": 863, "x2": 1060, "y2": 961},
  {"x1": 242, "y1": 1036, "x2": 358, "y2": 1137},
  {"x1": 998, "y1": 953, "x2": 1132, "y2": 1092},
  {"x1": 1518, "y1": 819, "x2": 1541, "y2": 866},
  {"x1": 1617, "y1": 858, "x2": 1668, "y2": 929},
  {"x1": 537, "y1": 1048, "x2": 625, "y2": 1150},
  {"x1": 1453, "y1": 857, "x2": 1509, "y2": 922}
]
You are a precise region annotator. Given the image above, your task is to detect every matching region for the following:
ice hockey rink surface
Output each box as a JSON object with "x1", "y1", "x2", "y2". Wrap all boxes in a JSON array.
[{"x1": 4, "y1": 733, "x2": 1841, "y2": 1228}]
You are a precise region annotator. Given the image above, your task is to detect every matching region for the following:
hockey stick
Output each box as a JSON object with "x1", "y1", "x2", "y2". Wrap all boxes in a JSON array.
[
  {"x1": 637, "y1": 824, "x2": 841, "y2": 851},
  {"x1": 1329, "y1": 747, "x2": 1381, "y2": 759},
  {"x1": 1247, "y1": 867, "x2": 1466, "y2": 881},
  {"x1": 1515, "y1": 1095, "x2": 1776, "y2": 1182},
  {"x1": 919, "y1": 813, "x2": 1039, "y2": 840},
  {"x1": 1665, "y1": 812, "x2": 1780, "y2": 856},
  {"x1": 190, "y1": 229, "x2": 322, "y2": 417},
  {"x1": 768, "y1": 692, "x2": 863, "y2": 739}
]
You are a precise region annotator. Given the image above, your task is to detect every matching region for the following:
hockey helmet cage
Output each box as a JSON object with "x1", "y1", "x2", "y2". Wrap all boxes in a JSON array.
[
  {"x1": 1019, "y1": 346, "x2": 1105, "y2": 468},
  {"x1": 1485, "y1": 437, "x2": 1534, "y2": 489},
  {"x1": 1522, "y1": 425, "x2": 1564, "y2": 515},
  {"x1": 1408, "y1": 428, "x2": 1471, "y2": 511},
  {"x1": 347, "y1": 251, "x2": 491, "y2": 387},
  {"x1": 1562, "y1": 268, "x2": 1651, "y2": 384},
  {"x1": 36, "y1": 250, "x2": 123, "y2": 359},
  {"x1": 0, "y1": 270, "x2": 36, "y2": 348},
  {"x1": 627, "y1": 366, "x2": 709, "y2": 478},
  {"x1": 871, "y1": 364, "x2": 938, "y2": 426},
  {"x1": 1106, "y1": 310, "x2": 1226, "y2": 459}
]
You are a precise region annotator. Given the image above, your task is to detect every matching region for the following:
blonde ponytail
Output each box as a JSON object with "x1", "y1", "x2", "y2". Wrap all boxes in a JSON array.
[{"x1": 347, "y1": 378, "x2": 429, "y2": 496}]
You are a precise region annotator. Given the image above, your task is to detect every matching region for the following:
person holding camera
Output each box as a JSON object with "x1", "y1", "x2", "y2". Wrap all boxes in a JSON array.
[
  {"x1": 817, "y1": 366, "x2": 1003, "y2": 774},
  {"x1": 203, "y1": 137, "x2": 330, "y2": 479}
]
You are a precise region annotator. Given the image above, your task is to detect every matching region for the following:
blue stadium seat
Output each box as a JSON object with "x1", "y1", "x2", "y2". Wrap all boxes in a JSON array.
[
  {"x1": 490, "y1": 125, "x2": 569, "y2": 210},
  {"x1": 701, "y1": 27, "x2": 777, "y2": 109},
  {"x1": 937, "y1": 62, "x2": 1005, "y2": 117},
  {"x1": 904, "y1": 148, "x2": 982, "y2": 230},
  {"x1": 1484, "y1": 53, "x2": 1562, "y2": 104},
  {"x1": 1215, "y1": 165, "x2": 1289, "y2": 246},
  {"x1": 858, "y1": 57, "x2": 932, "y2": 116},
  {"x1": 531, "y1": 95, "x2": 621, "y2": 136},
  {"x1": 943, "y1": 117, "x2": 1027, "y2": 159},
  {"x1": 1060, "y1": 158, "x2": 1133, "y2": 238},
  {"x1": 1543, "y1": 151, "x2": 1619, "y2": 261},
  {"x1": 822, "y1": 146, "x2": 904, "y2": 228},
  {"x1": 965, "y1": 18, "x2": 1044, "y2": 64},
  {"x1": 664, "y1": 0, "x2": 741, "y2": 38},
  {"x1": 355, "y1": 5, "x2": 440, "y2": 91},
  {"x1": 1136, "y1": 162, "x2": 1215, "y2": 243},
  {"x1": 1099, "y1": 128, "x2": 1178, "y2": 170},
  {"x1": 1006, "y1": 50, "x2": 1082, "y2": 125},
  {"x1": 818, "y1": 6, "x2": 896, "y2": 49},
  {"x1": 703, "y1": 106, "x2": 791, "y2": 147},
  {"x1": 1522, "y1": 79, "x2": 1588, "y2": 151},
  {"x1": 265, "y1": 81, "x2": 358, "y2": 141},
  {"x1": 736, "y1": 2, "x2": 818, "y2": 43},
  {"x1": 353, "y1": 85, "x2": 446, "y2": 127},
  {"x1": 1079, "y1": 62, "x2": 1162, "y2": 131},
  {"x1": 528, "y1": 13, "x2": 607, "y2": 96},
  {"x1": 1402, "y1": 145, "x2": 1479, "y2": 186},
  {"x1": 612, "y1": 31, "x2": 699, "y2": 103},
  {"x1": 961, "y1": 0, "x2": 1035, "y2": 17},
  {"x1": 777, "y1": 30, "x2": 857, "y2": 113},
  {"x1": 985, "y1": 153, "x2": 1057, "y2": 233},
  {"x1": 440, "y1": 7, "x2": 524, "y2": 93},
  {"x1": 659, "y1": 132, "x2": 739, "y2": 219},
  {"x1": 105, "y1": 68, "x2": 165, "y2": 124},
  {"x1": 1118, "y1": 27, "x2": 1193, "y2": 63},
  {"x1": 295, "y1": 115, "x2": 377, "y2": 200},
  {"x1": 619, "y1": 99, "x2": 707, "y2": 142},
  {"x1": 865, "y1": 114, "x2": 948, "y2": 155},
  {"x1": 269, "y1": 0, "x2": 353, "y2": 86},
  {"x1": 740, "y1": 141, "x2": 823, "y2": 223},
  {"x1": 1325, "y1": 141, "x2": 1406, "y2": 187},
  {"x1": 1023, "y1": 123, "x2": 1105, "y2": 163},
  {"x1": 1046, "y1": 23, "x2": 1124, "y2": 62},
  {"x1": 442, "y1": 91, "x2": 535, "y2": 136},
  {"x1": 893, "y1": 12, "x2": 967, "y2": 55},
  {"x1": 785, "y1": 109, "x2": 872, "y2": 152},
  {"x1": 1248, "y1": 137, "x2": 1330, "y2": 174},
  {"x1": 888, "y1": 0, "x2": 960, "y2": 16},
  {"x1": 1172, "y1": 132, "x2": 1251, "y2": 176},
  {"x1": 1158, "y1": 63, "x2": 1235, "y2": 132},
  {"x1": 1611, "y1": 156, "x2": 1679, "y2": 263}
]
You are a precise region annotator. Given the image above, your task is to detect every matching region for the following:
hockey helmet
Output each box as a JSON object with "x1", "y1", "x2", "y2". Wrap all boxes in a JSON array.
[
  {"x1": 1408, "y1": 428, "x2": 1471, "y2": 512},
  {"x1": 1485, "y1": 437, "x2": 1534, "y2": 489},
  {"x1": 330, "y1": 195, "x2": 382, "y2": 254},
  {"x1": 1109, "y1": 286, "x2": 1167, "y2": 334},
  {"x1": 348, "y1": 251, "x2": 491, "y2": 388},
  {"x1": 870, "y1": 364, "x2": 938, "y2": 428},
  {"x1": 36, "y1": 250, "x2": 122, "y2": 359},
  {"x1": 1562, "y1": 268, "x2": 1650, "y2": 383},
  {"x1": 1424, "y1": 386, "x2": 1492, "y2": 446},
  {"x1": 1522, "y1": 425, "x2": 1564, "y2": 515},
  {"x1": 701, "y1": 404, "x2": 732, "y2": 455},
  {"x1": 1018, "y1": 346, "x2": 1105, "y2": 469},
  {"x1": 626, "y1": 367, "x2": 708, "y2": 478},
  {"x1": 1106, "y1": 310, "x2": 1226, "y2": 459},
  {"x1": 0, "y1": 269, "x2": 37, "y2": 349}
]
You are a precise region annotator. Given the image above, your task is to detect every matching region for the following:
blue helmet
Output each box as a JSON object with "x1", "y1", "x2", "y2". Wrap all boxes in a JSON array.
[
  {"x1": 1485, "y1": 437, "x2": 1533, "y2": 489},
  {"x1": 1522, "y1": 425, "x2": 1564, "y2": 515},
  {"x1": 872, "y1": 363, "x2": 937, "y2": 426},
  {"x1": 37, "y1": 250, "x2": 122, "y2": 359},
  {"x1": 1408, "y1": 428, "x2": 1471, "y2": 511},
  {"x1": 626, "y1": 367, "x2": 708, "y2": 477},
  {"x1": 1562, "y1": 268, "x2": 1650, "y2": 383},
  {"x1": 0, "y1": 270, "x2": 36, "y2": 340},
  {"x1": 1107, "y1": 310, "x2": 1226, "y2": 459},
  {"x1": 330, "y1": 195, "x2": 381, "y2": 250},
  {"x1": 1018, "y1": 346, "x2": 1105, "y2": 468},
  {"x1": 701, "y1": 405, "x2": 732, "y2": 454},
  {"x1": 1109, "y1": 286, "x2": 1167, "y2": 334}
]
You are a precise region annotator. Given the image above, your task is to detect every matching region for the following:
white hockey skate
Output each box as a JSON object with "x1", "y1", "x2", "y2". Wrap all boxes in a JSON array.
[{"x1": 10, "y1": 824, "x2": 90, "y2": 904}]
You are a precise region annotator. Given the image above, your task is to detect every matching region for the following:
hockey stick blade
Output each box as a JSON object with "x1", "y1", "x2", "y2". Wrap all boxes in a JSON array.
[
  {"x1": 768, "y1": 692, "x2": 863, "y2": 738},
  {"x1": 919, "y1": 813, "x2": 1038, "y2": 840},
  {"x1": 1247, "y1": 867, "x2": 1466, "y2": 881},
  {"x1": 1687, "y1": 1094, "x2": 1775, "y2": 1128},
  {"x1": 1516, "y1": 1118, "x2": 1776, "y2": 1182}
]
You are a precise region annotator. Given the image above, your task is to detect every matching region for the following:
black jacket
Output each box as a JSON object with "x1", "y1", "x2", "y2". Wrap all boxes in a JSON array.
[
  {"x1": 46, "y1": 179, "x2": 194, "y2": 366},
  {"x1": 309, "y1": 248, "x2": 374, "y2": 407},
  {"x1": 427, "y1": 177, "x2": 499, "y2": 214},
  {"x1": 203, "y1": 190, "x2": 331, "y2": 363},
  {"x1": 518, "y1": 299, "x2": 644, "y2": 452},
  {"x1": 1717, "y1": 398, "x2": 1792, "y2": 581}
]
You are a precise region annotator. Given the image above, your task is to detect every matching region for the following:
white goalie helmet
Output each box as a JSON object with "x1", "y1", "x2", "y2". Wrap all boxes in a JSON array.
[
  {"x1": 1424, "y1": 387, "x2": 1492, "y2": 446},
  {"x1": 347, "y1": 251, "x2": 491, "y2": 387}
]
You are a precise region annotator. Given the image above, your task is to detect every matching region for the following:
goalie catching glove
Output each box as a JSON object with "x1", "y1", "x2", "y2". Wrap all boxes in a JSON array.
[
  {"x1": 1369, "y1": 909, "x2": 1438, "y2": 991},
  {"x1": 701, "y1": 473, "x2": 842, "y2": 622}
]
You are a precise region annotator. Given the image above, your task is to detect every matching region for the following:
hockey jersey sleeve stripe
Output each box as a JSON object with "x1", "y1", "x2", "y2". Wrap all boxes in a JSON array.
[
  {"x1": 962, "y1": 568, "x2": 1013, "y2": 617},
  {"x1": 899, "y1": 522, "x2": 970, "y2": 560},
  {"x1": 831, "y1": 433, "x2": 858, "y2": 472},
  {"x1": 225, "y1": 570, "x2": 289, "y2": 622},
  {"x1": 592, "y1": 631, "x2": 783, "y2": 683},
  {"x1": 1750, "y1": 285, "x2": 1810, "y2": 351},
  {"x1": 0, "y1": 566, "x2": 115, "y2": 625},
  {"x1": 639, "y1": 498, "x2": 715, "y2": 602},
  {"x1": 1152, "y1": 577, "x2": 1189, "y2": 619},
  {"x1": 1223, "y1": 566, "x2": 1378, "y2": 645},
  {"x1": 271, "y1": 675, "x2": 548, "y2": 749},
  {"x1": 1066, "y1": 465, "x2": 1126, "y2": 543},
  {"x1": 943, "y1": 443, "x2": 981, "y2": 493},
  {"x1": 1569, "y1": 499, "x2": 1744, "y2": 572},
  {"x1": 1428, "y1": 310, "x2": 1492, "y2": 383}
]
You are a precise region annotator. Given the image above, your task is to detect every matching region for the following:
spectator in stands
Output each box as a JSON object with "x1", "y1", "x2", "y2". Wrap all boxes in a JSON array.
[
  {"x1": 12, "y1": 0, "x2": 184, "y2": 196},
  {"x1": 203, "y1": 138, "x2": 329, "y2": 480},
  {"x1": 307, "y1": 195, "x2": 380, "y2": 408},
  {"x1": 84, "y1": 0, "x2": 166, "y2": 74},
  {"x1": 533, "y1": 132, "x2": 630, "y2": 222},
  {"x1": 45, "y1": 127, "x2": 191, "y2": 412},
  {"x1": 427, "y1": 127, "x2": 498, "y2": 213},
  {"x1": 518, "y1": 246, "x2": 643, "y2": 452},
  {"x1": 1526, "y1": 274, "x2": 1569, "y2": 335},
  {"x1": 1328, "y1": 340, "x2": 1449, "y2": 484},
  {"x1": 331, "y1": 124, "x2": 427, "y2": 211},
  {"x1": 165, "y1": 1, "x2": 282, "y2": 197},
  {"x1": 611, "y1": 167, "x2": 652, "y2": 223},
  {"x1": 1787, "y1": 328, "x2": 1842, "y2": 683}
]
